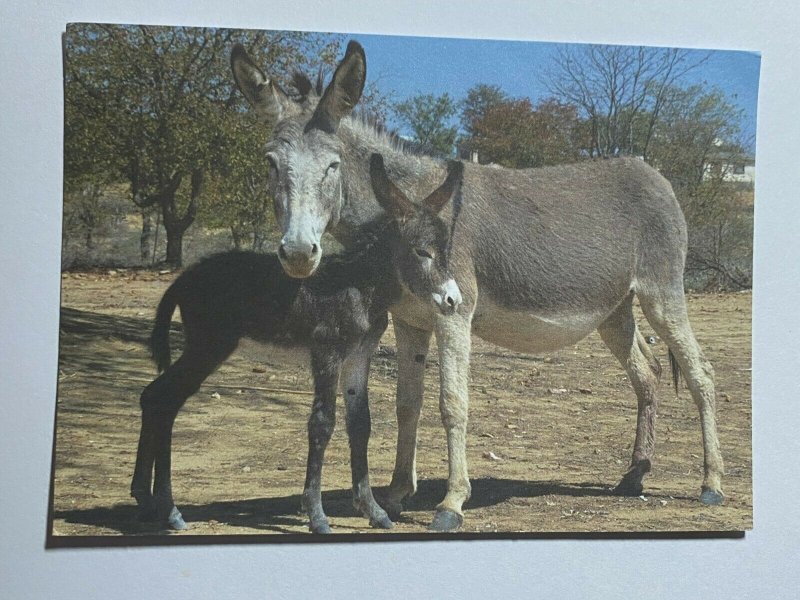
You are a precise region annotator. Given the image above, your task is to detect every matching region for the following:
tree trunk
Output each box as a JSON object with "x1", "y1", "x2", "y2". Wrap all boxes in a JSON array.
[
  {"x1": 164, "y1": 226, "x2": 184, "y2": 267},
  {"x1": 160, "y1": 167, "x2": 203, "y2": 268},
  {"x1": 231, "y1": 226, "x2": 244, "y2": 250},
  {"x1": 140, "y1": 209, "x2": 153, "y2": 264}
]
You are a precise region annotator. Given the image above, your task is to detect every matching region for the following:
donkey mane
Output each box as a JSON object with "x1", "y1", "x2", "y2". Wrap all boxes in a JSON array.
[{"x1": 282, "y1": 69, "x2": 433, "y2": 157}]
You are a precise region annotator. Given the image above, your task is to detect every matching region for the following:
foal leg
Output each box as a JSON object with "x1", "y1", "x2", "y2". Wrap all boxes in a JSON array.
[
  {"x1": 302, "y1": 350, "x2": 340, "y2": 534},
  {"x1": 134, "y1": 341, "x2": 233, "y2": 530},
  {"x1": 639, "y1": 288, "x2": 725, "y2": 504},
  {"x1": 384, "y1": 318, "x2": 432, "y2": 518},
  {"x1": 341, "y1": 319, "x2": 393, "y2": 529},
  {"x1": 430, "y1": 311, "x2": 473, "y2": 532},
  {"x1": 597, "y1": 293, "x2": 662, "y2": 496}
]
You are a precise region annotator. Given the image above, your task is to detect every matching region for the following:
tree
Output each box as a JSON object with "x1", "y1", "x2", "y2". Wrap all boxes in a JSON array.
[
  {"x1": 546, "y1": 44, "x2": 708, "y2": 159},
  {"x1": 645, "y1": 84, "x2": 752, "y2": 290},
  {"x1": 461, "y1": 83, "x2": 509, "y2": 137},
  {"x1": 64, "y1": 24, "x2": 339, "y2": 267},
  {"x1": 200, "y1": 111, "x2": 274, "y2": 251},
  {"x1": 394, "y1": 93, "x2": 459, "y2": 157},
  {"x1": 469, "y1": 97, "x2": 583, "y2": 168}
]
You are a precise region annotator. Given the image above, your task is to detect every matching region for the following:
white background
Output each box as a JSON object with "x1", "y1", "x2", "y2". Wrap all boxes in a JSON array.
[{"x1": 1, "y1": 1, "x2": 798, "y2": 598}]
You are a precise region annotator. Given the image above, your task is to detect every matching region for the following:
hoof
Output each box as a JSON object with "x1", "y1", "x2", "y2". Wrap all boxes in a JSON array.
[
  {"x1": 310, "y1": 518, "x2": 332, "y2": 534},
  {"x1": 380, "y1": 497, "x2": 405, "y2": 521},
  {"x1": 613, "y1": 470, "x2": 645, "y2": 497},
  {"x1": 369, "y1": 511, "x2": 394, "y2": 530},
  {"x1": 700, "y1": 488, "x2": 725, "y2": 506},
  {"x1": 429, "y1": 509, "x2": 463, "y2": 532},
  {"x1": 165, "y1": 506, "x2": 188, "y2": 531}
]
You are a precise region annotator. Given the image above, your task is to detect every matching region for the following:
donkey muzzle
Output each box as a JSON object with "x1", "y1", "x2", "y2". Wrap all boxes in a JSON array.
[
  {"x1": 278, "y1": 237, "x2": 321, "y2": 278},
  {"x1": 432, "y1": 278, "x2": 462, "y2": 315}
]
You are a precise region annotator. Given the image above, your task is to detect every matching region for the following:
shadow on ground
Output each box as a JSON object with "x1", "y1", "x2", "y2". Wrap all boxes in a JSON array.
[{"x1": 52, "y1": 476, "x2": 687, "y2": 536}]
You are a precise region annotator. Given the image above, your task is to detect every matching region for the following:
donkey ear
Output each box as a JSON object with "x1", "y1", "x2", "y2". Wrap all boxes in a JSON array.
[
  {"x1": 231, "y1": 44, "x2": 291, "y2": 124},
  {"x1": 370, "y1": 154, "x2": 415, "y2": 221},
  {"x1": 424, "y1": 160, "x2": 464, "y2": 214},
  {"x1": 306, "y1": 41, "x2": 366, "y2": 134}
]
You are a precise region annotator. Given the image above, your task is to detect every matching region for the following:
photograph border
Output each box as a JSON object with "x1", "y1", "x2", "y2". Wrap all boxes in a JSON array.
[{"x1": 2, "y1": 1, "x2": 798, "y2": 598}]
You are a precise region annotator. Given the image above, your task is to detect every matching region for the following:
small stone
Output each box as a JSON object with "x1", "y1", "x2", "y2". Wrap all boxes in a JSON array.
[
  {"x1": 242, "y1": 466, "x2": 251, "y2": 473},
  {"x1": 211, "y1": 392, "x2": 221, "y2": 399},
  {"x1": 482, "y1": 451, "x2": 502, "y2": 461}
]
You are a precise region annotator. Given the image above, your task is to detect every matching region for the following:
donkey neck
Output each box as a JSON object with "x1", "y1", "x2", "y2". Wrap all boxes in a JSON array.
[
  {"x1": 305, "y1": 217, "x2": 401, "y2": 307},
  {"x1": 333, "y1": 119, "x2": 445, "y2": 247}
]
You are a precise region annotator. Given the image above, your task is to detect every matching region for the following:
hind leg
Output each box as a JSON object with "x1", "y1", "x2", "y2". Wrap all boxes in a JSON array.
[
  {"x1": 133, "y1": 342, "x2": 233, "y2": 529},
  {"x1": 639, "y1": 289, "x2": 725, "y2": 504},
  {"x1": 598, "y1": 293, "x2": 662, "y2": 496}
]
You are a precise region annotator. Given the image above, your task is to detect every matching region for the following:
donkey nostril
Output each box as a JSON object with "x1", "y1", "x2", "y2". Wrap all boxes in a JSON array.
[
  {"x1": 278, "y1": 245, "x2": 288, "y2": 261},
  {"x1": 446, "y1": 295, "x2": 456, "y2": 307},
  {"x1": 311, "y1": 243, "x2": 319, "y2": 255}
]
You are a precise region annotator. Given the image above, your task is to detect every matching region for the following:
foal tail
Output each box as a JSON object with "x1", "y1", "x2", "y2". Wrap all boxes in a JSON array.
[
  {"x1": 150, "y1": 284, "x2": 179, "y2": 373},
  {"x1": 668, "y1": 348, "x2": 681, "y2": 396}
]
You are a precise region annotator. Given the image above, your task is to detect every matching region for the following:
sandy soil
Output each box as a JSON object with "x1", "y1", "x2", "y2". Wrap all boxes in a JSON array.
[{"x1": 51, "y1": 270, "x2": 752, "y2": 538}]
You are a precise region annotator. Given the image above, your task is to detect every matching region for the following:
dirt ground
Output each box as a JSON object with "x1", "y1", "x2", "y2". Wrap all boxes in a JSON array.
[{"x1": 51, "y1": 270, "x2": 752, "y2": 538}]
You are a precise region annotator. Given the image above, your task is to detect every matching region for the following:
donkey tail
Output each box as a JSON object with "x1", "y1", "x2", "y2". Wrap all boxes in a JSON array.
[
  {"x1": 668, "y1": 348, "x2": 681, "y2": 396},
  {"x1": 150, "y1": 284, "x2": 179, "y2": 373}
]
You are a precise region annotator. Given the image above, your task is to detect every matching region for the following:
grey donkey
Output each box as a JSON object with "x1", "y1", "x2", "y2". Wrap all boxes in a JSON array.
[
  {"x1": 231, "y1": 40, "x2": 725, "y2": 532},
  {"x1": 131, "y1": 153, "x2": 464, "y2": 533}
]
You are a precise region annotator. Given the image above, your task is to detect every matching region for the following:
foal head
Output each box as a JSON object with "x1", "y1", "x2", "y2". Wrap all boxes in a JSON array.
[{"x1": 369, "y1": 153, "x2": 463, "y2": 315}]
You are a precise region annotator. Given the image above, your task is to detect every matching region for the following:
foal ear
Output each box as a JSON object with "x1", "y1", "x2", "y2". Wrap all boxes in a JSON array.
[
  {"x1": 370, "y1": 154, "x2": 415, "y2": 221},
  {"x1": 231, "y1": 44, "x2": 291, "y2": 124},
  {"x1": 306, "y1": 41, "x2": 366, "y2": 134},
  {"x1": 424, "y1": 160, "x2": 464, "y2": 214}
]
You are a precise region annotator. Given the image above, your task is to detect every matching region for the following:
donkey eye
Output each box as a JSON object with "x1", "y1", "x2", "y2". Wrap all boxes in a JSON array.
[
  {"x1": 266, "y1": 154, "x2": 278, "y2": 171},
  {"x1": 414, "y1": 248, "x2": 433, "y2": 259},
  {"x1": 326, "y1": 161, "x2": 340, "y2": 175}
]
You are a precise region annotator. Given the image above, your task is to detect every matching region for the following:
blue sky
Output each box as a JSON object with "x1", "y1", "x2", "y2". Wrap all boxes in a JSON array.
[{"x1": 326, "y1": 32, "x2": 760, "y2": 149}]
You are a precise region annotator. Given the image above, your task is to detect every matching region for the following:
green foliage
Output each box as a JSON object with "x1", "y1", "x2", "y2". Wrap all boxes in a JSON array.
[
  {"x1": 63, "y1": 24, "x2": 341, "y2": 265},
  {"x1": 394, "y1": 93, "x2": 459, "y2": 157},
  {"x1": 461, "y1": 83, "x2": 509, "y2": 137},
  {"x1": 644, "y1": 84, "x2": 752, "y2": 290},
  {"x1": 647, "y1": 85, "x2": 746, "y2": 194}
]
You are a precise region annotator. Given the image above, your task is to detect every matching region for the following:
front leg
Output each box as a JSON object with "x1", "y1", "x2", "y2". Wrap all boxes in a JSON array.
[
  {"x1": 430, "y1": 310, "x2": 473, "y2": 532},
  {"x1": 302, "y1": 349, "x2": 341, "y2": 534},
  {"x1": 341, "y1": 315, "x2": 392, "y2": 529},
  {"x1": 385, "y1": 318, "x2": 432, "y2": 518}
]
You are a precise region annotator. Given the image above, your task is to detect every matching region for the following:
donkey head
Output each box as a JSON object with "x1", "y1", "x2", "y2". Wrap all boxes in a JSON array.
[
  {"x1": 231, "y1": 41, "x2": 367, "y2": 278},
  {"x1": 370, "y1": 153, "x2": 463, "y2": 315}
]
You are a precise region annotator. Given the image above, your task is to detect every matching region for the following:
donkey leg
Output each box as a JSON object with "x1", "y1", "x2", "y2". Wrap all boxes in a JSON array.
[
  {"x1": 142, "y1": 345, "x2": 233, "y2": 530},
  {"x1": 430, "y1": 312, "x2": 473, "y2": 532},
  {"x1": 302, "y1": 351, "x2": 340, "y2": 534},
  {"x1": 384, "y1": 318, "x2": 432, "y2": 518},
  {"x1": 639, "y1": 290, "x2": 725, "y2": 504},
  {"x1": 342, "y1": 321, "x2": 393, "y2": 529},
  {"x1": 598, "y1": 293, "x2": 662, "y2": 496},
  {"x1": 131, "y1": 407, "x2": 158, "y2": 520}
]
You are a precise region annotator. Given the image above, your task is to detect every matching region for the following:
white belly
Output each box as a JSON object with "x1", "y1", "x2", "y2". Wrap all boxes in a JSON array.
[
  {"x1": 390, "y1": 290, "x2": 608, "y2": 354},
  {"x1": 471, "y1": 297, "x2": 606, "y2": 353}
]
